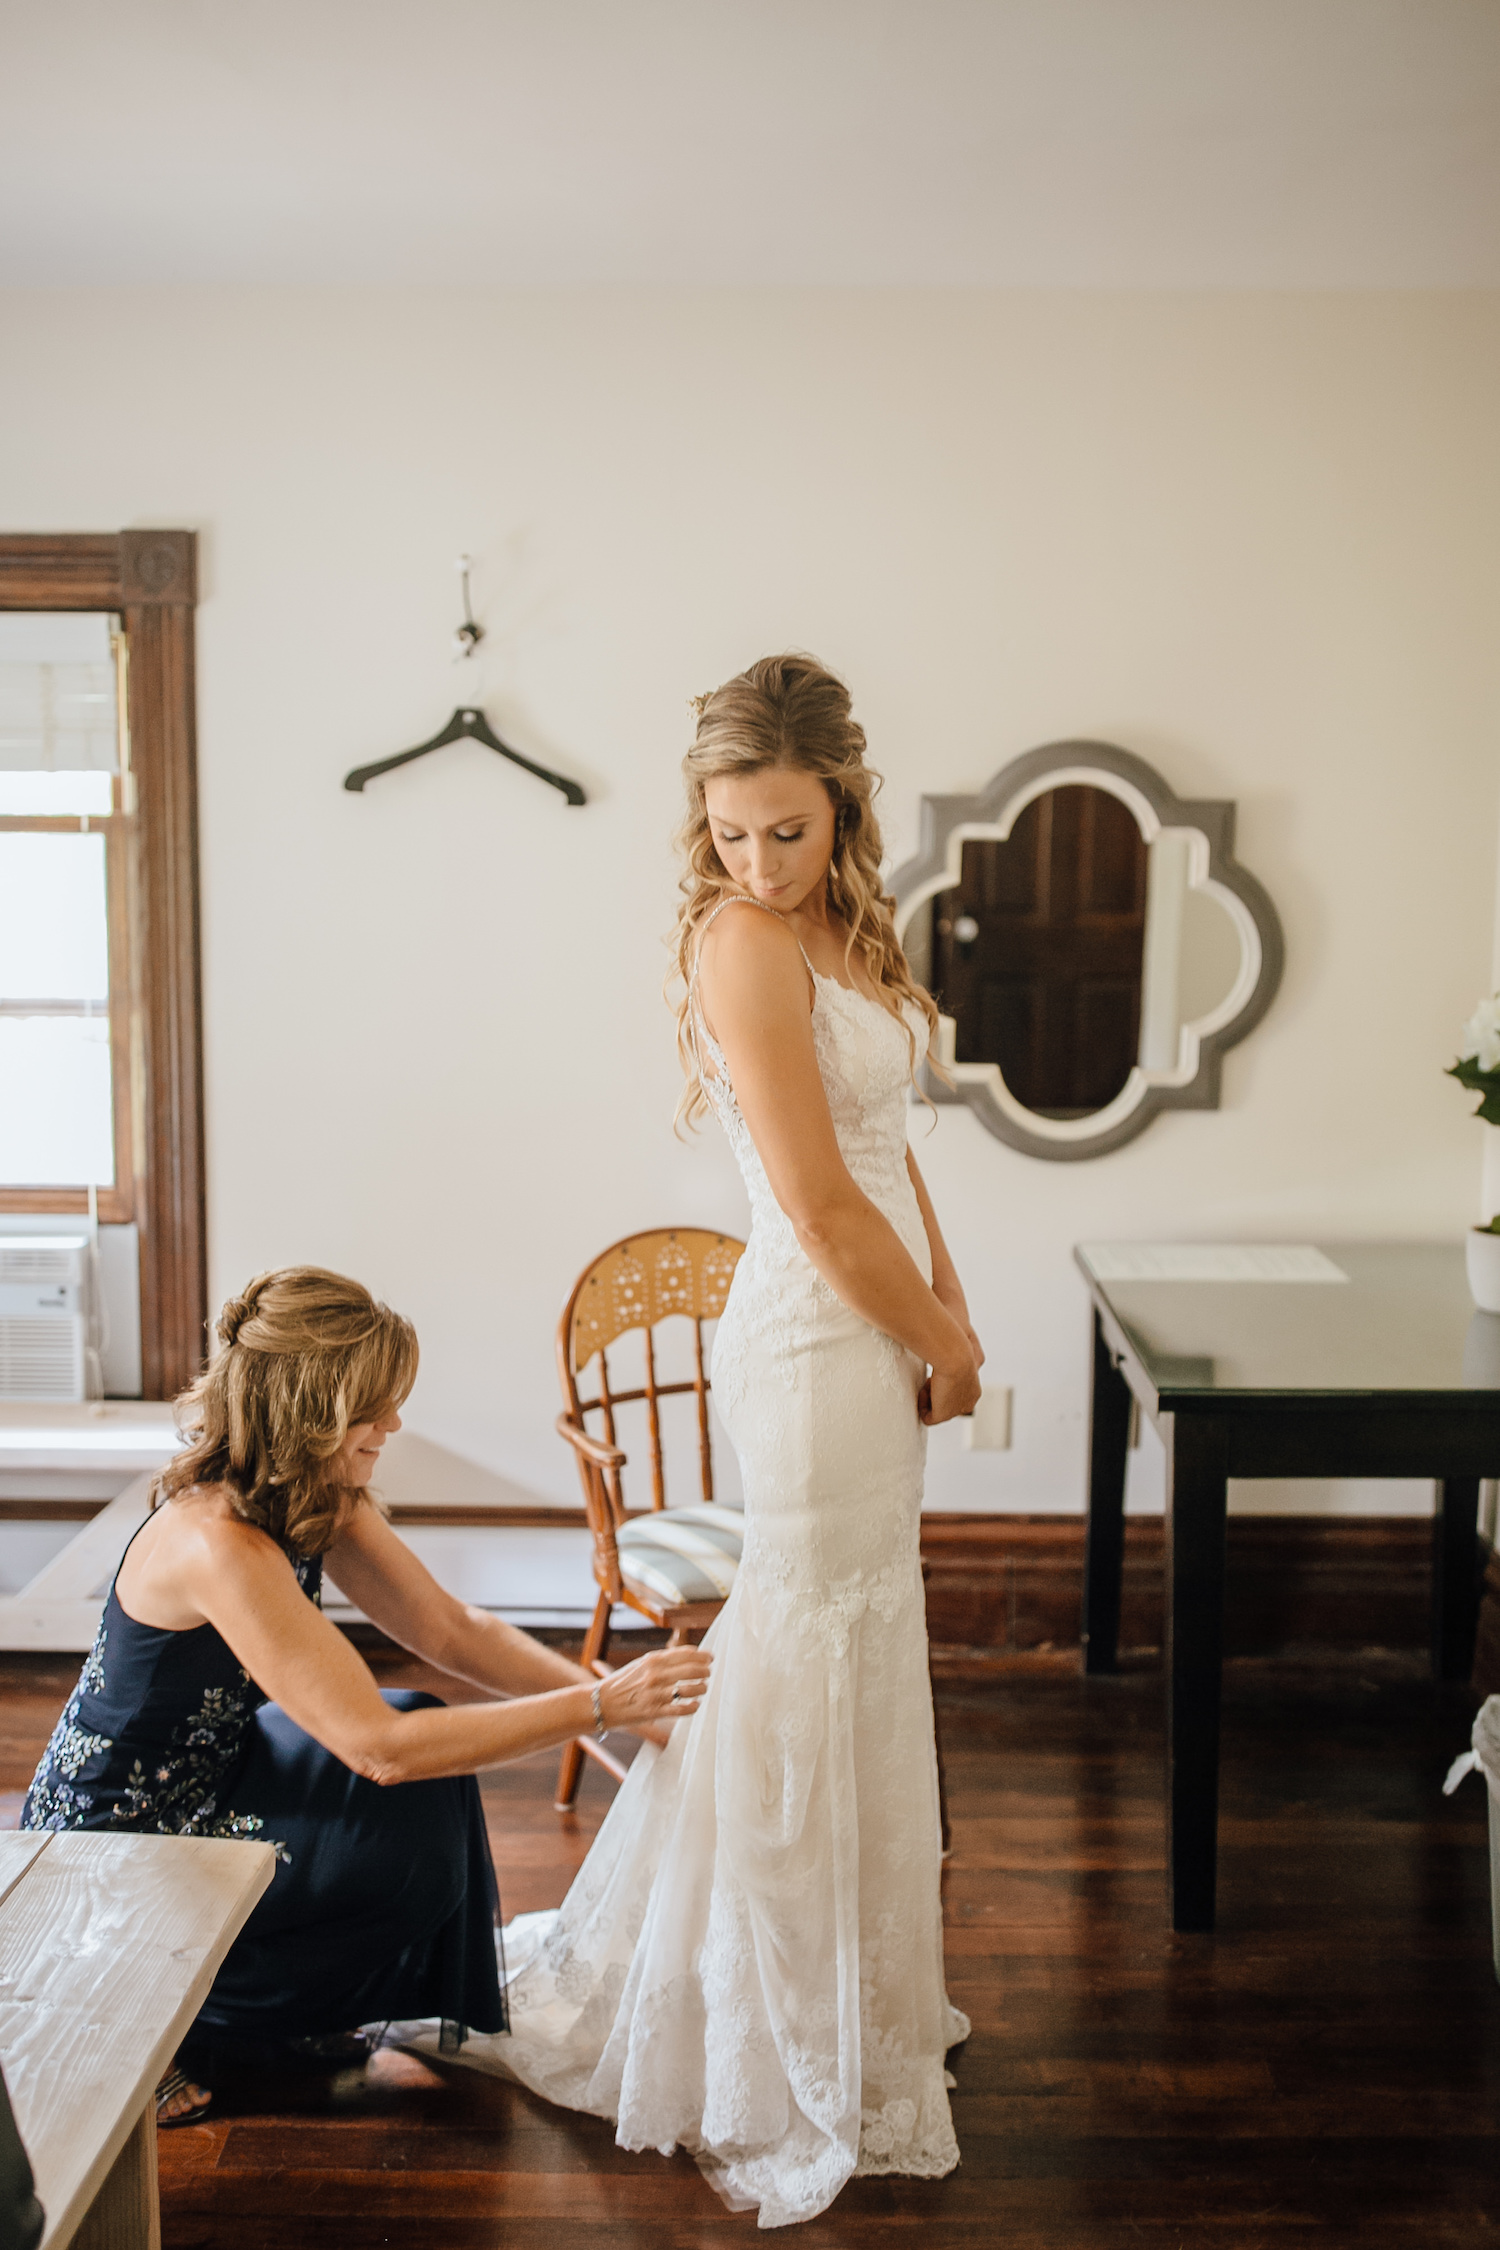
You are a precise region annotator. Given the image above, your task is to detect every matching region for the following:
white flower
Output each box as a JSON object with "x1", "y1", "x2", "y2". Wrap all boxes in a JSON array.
[{"x1": 1460, "y1": 995, "x2": 1500, "y2": 1073}]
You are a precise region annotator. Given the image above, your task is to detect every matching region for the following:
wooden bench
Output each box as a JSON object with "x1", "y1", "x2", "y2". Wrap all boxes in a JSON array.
[{"x1": 0, "y1": 1829, "x2": 274, "y2": 2249}]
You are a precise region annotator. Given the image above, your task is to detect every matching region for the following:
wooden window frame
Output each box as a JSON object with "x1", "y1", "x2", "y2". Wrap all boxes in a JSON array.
[
  {"x1": 0, "y1": 532, "x2": 206, "y2": 1396},
  {"x1": 1, "y1": 744, "x2": 136, "y2": 1229}
]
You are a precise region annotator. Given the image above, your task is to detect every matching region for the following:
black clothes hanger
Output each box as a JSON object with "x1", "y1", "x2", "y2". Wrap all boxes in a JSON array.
[
  {"x1": 343, "y1": 554, "x2": 587, "y2": 804},
  {"x1": 343, "y1": 706, "x2": 586, "y2": 804}
]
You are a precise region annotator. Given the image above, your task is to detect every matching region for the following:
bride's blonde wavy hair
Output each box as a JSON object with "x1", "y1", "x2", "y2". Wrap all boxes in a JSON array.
[
  {"x1": 670, "y1": 653, "x2": 938, "y2": 1127},
  {"x1": 153, "y1": 1266, "x2": 419, "y2": 1557}
]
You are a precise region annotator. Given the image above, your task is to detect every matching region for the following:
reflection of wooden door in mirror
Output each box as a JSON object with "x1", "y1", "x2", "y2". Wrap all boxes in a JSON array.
[
  {"x1": 930, "y1": 786, "x2": 1147, "y2": 1116},
  {"x1": 893, "y1": 740, "x2": 1284, "y2": 1157}
]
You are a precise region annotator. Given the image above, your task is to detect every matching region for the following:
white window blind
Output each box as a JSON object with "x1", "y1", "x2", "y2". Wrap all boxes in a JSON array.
[
  {"x1": 0, "y1": 829, "x2": 116, "y2": 1187},
  {"x1": 0, "y1": 612, "x2": 121, "y2": 773}
]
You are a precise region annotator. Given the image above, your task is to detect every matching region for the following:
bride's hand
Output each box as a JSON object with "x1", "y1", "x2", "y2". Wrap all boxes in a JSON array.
[
  {"x1": 934, "y1": 1285, "x2": 985, "y2": 1374},
  {"x1": 918, "y1": 1354, "x2": 982, "y2": 1426},
  {"x1": 597, "y1": 1645, "x2": 712, "y2": 1733}
]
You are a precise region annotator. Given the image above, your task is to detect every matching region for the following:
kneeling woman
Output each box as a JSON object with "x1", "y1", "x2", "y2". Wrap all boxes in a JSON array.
[{"x1": 22, "y1": 1268, "x2": 709, "y2": 2122}]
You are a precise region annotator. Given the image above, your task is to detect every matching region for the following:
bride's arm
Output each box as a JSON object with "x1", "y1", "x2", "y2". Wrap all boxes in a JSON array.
[
  {"x1": 698, "y1": 909, "x2": 979, "y2": 1420},
  {"x1": 905, "y1": 1147, "x2": 985, "y2": 1371}
]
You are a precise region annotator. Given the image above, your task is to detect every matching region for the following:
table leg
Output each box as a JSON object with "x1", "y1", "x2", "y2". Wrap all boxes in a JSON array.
[
  {"x1": 1164, "y1": 1411, "x2": 1229, "y2": 1933},
  {"x1": 1082, "y1": 1309, "x2": 1132, "y2": 1674},
  {"x1": 72, "y1": 2099, "x2": 159, "y2": 2250},
  {"x1": 1433, "y1": 1477, "x2": 1482, "y2": 1683}
]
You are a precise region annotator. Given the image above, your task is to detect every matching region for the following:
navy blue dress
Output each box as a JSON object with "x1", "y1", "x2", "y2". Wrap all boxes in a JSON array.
[{"x1": 21, "y1": 1540, "x2": 504, "y2": 2048}]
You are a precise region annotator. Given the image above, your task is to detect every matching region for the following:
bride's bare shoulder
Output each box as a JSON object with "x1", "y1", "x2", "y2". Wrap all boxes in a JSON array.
[
  {"x1": 699, "y1": 898, "x2": 803, "y2": 977},
  {"x1": 698, "y1": 905, "x2": 812, "y2": 1033}
]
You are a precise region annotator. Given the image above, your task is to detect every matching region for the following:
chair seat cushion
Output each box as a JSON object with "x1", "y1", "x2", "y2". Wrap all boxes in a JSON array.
[{"x1": 615, "y1": 1505, "x2": 744, "y2": 1606}]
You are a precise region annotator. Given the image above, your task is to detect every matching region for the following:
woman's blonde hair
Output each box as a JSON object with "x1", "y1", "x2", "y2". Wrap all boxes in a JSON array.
[
  {"x1": 670, "y1": 652, "x2": 938, "y2": 1126},
  {"x1": 154, "y1": 1267, "x2": 419, "y2": 1557}
]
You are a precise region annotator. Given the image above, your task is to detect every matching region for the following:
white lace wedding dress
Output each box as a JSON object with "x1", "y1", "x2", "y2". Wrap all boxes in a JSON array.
[{"x1": 430, "y1": 899, "x2": 968, "y2": 2227}]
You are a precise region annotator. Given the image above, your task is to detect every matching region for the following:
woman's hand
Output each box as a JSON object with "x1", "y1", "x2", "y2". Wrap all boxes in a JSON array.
[
  {"x1": 926, "y1": 1274, "x2": 985, "y2": 1422},
  {"x1": 597, "y1": 1644, "x2": 712, "y2": 1732},
  {"x1": 934, "y1": 1283, "x2": 985, "y2": 1374},
  {"x1": 918, "y1": 1352, "x2": 983, "y2": 1426}
]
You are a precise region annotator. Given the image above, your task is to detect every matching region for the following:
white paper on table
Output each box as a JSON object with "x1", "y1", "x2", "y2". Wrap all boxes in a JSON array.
[{"x1": 1079, "y1": 1243, "x2": 1349, "y2": 1285}]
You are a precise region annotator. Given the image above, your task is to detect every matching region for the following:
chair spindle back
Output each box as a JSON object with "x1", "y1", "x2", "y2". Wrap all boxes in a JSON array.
[{"x1": 557, "y1": 1228, "x2": 745, "y2": 1518}]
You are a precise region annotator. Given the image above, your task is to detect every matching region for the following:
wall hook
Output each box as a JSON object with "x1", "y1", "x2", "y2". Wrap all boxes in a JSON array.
[{"x1": 453, "y1": 554, "x2": 483, "y2": 659}]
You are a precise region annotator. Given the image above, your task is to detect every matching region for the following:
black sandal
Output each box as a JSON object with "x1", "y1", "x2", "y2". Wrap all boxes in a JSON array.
[{"x1": 155, "y1": 2064, "x2": 212, "y2": 2128}]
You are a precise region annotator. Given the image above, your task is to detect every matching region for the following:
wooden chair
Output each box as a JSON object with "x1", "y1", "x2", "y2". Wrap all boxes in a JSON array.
[{"x1": 554, "y1": 1226, "x2": 747, "y2": 1812}]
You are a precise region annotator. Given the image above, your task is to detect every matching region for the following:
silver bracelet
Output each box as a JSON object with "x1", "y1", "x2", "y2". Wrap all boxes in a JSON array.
[{"x1": 591, "y1": 1681, "x2": 608, "y2": 1739}]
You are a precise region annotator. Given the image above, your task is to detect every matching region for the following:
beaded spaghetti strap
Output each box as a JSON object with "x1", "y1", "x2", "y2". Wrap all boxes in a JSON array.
[
  {"x1": 688, "y1": 895, "x2": 815, "y2": 1089},
  {"x1": 692, "y1": 893, "x2": 815, "y2": 980}
]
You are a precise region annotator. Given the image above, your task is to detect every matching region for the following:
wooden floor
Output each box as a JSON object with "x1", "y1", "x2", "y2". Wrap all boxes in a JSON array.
[{"x1": 3, "y1": 1647, "x2": 1498, "y2": 2247}]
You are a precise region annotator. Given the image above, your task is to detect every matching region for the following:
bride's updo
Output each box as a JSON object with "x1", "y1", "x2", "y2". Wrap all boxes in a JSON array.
[
  {"x1": 155, "y1": 1267, "x2": 418, "y2": 1556},
  {"x1": 670, "y1": 652, "x2": 938, "y2": 1125}
]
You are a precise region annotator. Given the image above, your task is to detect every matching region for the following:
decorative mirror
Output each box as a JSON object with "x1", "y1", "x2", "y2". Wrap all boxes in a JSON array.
[{"x1": 889, "y1": 741, "x2": 1283, "y2": 1160}]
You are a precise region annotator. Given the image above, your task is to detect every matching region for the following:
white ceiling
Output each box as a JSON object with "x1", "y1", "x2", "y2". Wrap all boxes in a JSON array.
[{"x1": 3, "y1": 0, "x2": 1499, "y2": 287}]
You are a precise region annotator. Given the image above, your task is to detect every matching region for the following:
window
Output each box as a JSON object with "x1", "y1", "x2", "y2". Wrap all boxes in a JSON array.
[
  {"x1": 0, "y1": 611, "x2": 136, "y2": 1218},
  {"x1": 0, "y1": 531, "x2": 205, "y2": 1396}
]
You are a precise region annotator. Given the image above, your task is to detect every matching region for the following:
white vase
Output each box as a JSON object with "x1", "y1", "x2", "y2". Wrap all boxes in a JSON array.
[{"x1": 1467, "y1": 1227, "x2": 1500, "y2": 1314}]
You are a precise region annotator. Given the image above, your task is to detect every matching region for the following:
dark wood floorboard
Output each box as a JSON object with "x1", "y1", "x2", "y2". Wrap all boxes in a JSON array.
[{"x1": 2, "y1": 1645, "x2": 1497, "y2": 2246}]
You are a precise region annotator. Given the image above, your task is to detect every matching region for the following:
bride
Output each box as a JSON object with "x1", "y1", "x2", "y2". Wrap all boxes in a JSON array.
[{"x1": 434, "y1": 653, "x2": 983, "y2": 2227}]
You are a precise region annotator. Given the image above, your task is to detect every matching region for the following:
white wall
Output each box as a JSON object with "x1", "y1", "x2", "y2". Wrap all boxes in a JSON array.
[{"x1": 4, "y1": 287, "x2": 1498, "y2": 1519}]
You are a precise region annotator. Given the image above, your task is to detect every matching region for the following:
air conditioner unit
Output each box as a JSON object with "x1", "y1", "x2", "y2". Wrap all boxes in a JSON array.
[{"x1": 0, "y1": 1234, "x2": 95, "y2": 1403}]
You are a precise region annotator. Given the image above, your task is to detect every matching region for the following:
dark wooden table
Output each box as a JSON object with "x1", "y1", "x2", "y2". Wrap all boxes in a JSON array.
[{"x1": 1076, "y1": 1241, "x2": 1496, "y2": 1932}]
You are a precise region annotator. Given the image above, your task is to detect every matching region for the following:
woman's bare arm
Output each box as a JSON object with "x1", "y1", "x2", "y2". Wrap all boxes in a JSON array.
[
  {"x1": 698, "y1": 906, "x2": 978, "y2": 1415},
  {"x1": 327, "y1": 1506, "x2": 679, "y2": 1748},
  {"x1": 177, "y1": 1510, "x2": 708, "y2": 1785},
  {"x1": 905, "y1": 1147, "x2": 984, "y2": 1371},
  {"x1": 326, "y1": 1503, "x2": 601, "y2": 1696},
  {"x1": 330, "y1": 1512, "x2": 679, "y2": 1755}
]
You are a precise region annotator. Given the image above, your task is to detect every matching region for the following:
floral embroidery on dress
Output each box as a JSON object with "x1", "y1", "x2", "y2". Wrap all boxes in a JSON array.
[
  {"x1": 109, "y1": 1669, "x2": 292, "y2": 1862},
  {"x1": 47, "y1": 1718, "x2": 113, "y2": 1782},
  {"x1": 78, "y1": 1619, "x2": 108, "y2": 1697},
  {"x1": 21, "y1": 1613, "x2": 114, "y2": 1827},
  {"x1": 21, "y1": 1551, "x2": 322, "y2": 1865}
]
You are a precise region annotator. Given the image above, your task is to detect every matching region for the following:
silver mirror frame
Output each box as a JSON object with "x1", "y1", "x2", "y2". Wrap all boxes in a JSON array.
[{"x1": 889, "y1": 741, "x2": 1284, "y2": 1161}]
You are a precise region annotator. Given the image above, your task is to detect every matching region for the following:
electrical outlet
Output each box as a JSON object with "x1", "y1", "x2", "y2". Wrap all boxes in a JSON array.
[{"x1": 962, "y1": 1386, "x2": 1012, "y2": 1451}]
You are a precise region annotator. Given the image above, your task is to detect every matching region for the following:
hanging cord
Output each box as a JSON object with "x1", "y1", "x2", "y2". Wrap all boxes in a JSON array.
[
  {"x1": 453, "y1": 554, "x2": 484, "y2": 660},
  {"x1": 84, "y1": 1181, "x2": 109, "y2": 1401}
]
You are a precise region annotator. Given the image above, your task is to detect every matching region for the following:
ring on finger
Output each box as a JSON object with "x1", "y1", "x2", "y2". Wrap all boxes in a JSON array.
[{"x1": 670, "y1": 1684, "x2": 683, "y2": 1705}]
